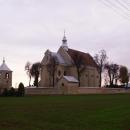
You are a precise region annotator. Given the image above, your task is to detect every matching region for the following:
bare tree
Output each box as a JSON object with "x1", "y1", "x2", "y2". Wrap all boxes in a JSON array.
[
  {"x1": 119, "y1": 66, "x2": 129, "y2": 87},
  {"x1": 72, "y1": 53, "x2": 85, "y2": 87},
  {"x1": 104, "y1": 70, "x2": 109, "y2": 87},
  {"x1": 105, "y1": 63, "x2": 119, "y2": 86},
  {"x1": 25, "y1": 61, "x2": 32, "y2": 86},
  {"x1": 30, "y1": 62, "x2": 41, "y2": 87},
  {"x1": 47, "y1": 56, "x2": 57, "y2": 87},
  {"x1": 94, "y1": 50, "x2": 107, "y2": 87}
]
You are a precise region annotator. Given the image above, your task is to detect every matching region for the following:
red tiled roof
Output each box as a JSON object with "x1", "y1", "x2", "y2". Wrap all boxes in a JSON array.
[{"x1": 67, "y1": 48, "x2": 98, "y2": 67}]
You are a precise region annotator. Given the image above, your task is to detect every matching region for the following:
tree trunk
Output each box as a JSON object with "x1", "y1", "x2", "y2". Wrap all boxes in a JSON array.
[
  {"x1": 99, "y1": 70, "x2": 102, "y2": 87},
  {"x1": 34, "y1": 74, "x2": 39, "y2": 87},
  {"x1": 77, "y1": 68, "x2": 80, "y2": 87},
  {"x1": 78, "y1": 75, "x2": 80, "y2": 87},
  {"x1": 29, "y1": 75, "x2": 31, "y2": 86},
  {"x1": 53, "y1": 76, "x2": 55, "y2": 87},
  {"x1": 52, "y1": 70, "x2": 55, "y2": 87},
  {"x1": 115, "y1": 79, "x2": 117, "y2": 85}
]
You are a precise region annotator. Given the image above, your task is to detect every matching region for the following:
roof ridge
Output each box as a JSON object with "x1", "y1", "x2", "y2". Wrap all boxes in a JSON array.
[{"x1": 68, "y1": 48, "x2": 90, "y2": 55}]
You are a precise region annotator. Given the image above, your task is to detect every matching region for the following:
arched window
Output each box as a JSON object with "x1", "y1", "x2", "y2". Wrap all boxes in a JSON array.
[
  {"x1": 58, "y1": 70, "x2": 61, "y2": 77},
  {"x1": 5, "y1": 73, "x2": 9, "y2": 79},
  {"x1": 64, "y1": 71, "x2": 67, "y2": 76},
  {"x1": 57, "y1": 70, "x2": 62, "y2": 79},
  {"x1": 62, "y1": 83, "x2": 64, "y2": 86}
]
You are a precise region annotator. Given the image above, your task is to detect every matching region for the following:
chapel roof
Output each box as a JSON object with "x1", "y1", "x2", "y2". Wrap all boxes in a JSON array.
[
  {"x1": 63, "y1": 76, "x2": 79, "y2": 83},
  {"x1": 67, "y1": 48, "x2": 98, "y2": 67}
]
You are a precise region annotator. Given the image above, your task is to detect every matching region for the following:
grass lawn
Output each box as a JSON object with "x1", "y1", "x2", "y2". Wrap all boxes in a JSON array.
[{"x1": 0, "y1": 94, "x2": 130, "y2": 130}]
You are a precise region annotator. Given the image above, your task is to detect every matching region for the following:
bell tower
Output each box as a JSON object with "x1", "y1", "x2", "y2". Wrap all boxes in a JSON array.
[{"x1": 0, "y1": 58, "x2": 13, "y2": 90}]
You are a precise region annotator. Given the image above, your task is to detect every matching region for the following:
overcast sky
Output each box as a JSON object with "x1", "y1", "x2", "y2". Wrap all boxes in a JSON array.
[{"x1": 0, "y1": 0, "x2": 129, "y2": 87}]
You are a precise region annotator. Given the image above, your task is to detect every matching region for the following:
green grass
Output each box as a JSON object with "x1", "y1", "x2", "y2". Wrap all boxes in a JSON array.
[{"x1": 0, "y1": 94, "x2": 130, "y2": 130}]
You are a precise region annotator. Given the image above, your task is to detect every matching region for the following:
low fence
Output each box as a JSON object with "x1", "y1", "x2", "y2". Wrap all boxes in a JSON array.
[{"x1": 25, "y1": 87, "x2": 130, "y2": 95}]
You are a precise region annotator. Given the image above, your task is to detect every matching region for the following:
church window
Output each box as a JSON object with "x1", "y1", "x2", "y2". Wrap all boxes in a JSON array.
[
  {"x1": 86, "y1": 74, "x2": 88, "y2": 77},
  {"x1": 58, "y1": 70, "x2": 61, "y2": 77},
  {"x1": 62, "y1": 83, "x2": 64, "y2": 86},
  {"x1": 5, "y1": 73, "x2": 9, "y2": 79},
  {"x1": 64, "y1": 71, "x2": 67, "y2": 76}
]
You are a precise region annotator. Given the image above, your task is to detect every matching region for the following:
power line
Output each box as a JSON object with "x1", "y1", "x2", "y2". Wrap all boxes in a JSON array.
[
  {"x1": 99, "y1": 0, "x2": 130, "y2": 20},
  {"x1": 105, "y1": 0, "x2": 130, "y2": 17},
  {"x1": 116, "y1": 0, "x2": 130, "y2": 11},
  {"x1": 100, "y1": 0, "x2": 129, "y2": 17},
  {"x1": 122, "y1": 0, "x2": 130, "y2": 5},
  {"x1": 103, "y1": 0, "x2": 130, "y2": 18}
]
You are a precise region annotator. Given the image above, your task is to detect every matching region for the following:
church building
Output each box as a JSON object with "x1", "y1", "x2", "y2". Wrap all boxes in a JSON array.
[
  {"x1": 0, "y1": 59, "x2": 12, "y2": 91},
  {"x1": 39, "y1": 34, "x2": 99, "y2": 88}
]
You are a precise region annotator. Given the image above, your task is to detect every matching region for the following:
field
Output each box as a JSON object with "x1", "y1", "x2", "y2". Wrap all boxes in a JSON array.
[{"x1": 0, "y1": 94, "x2": 130, "y2": 130}]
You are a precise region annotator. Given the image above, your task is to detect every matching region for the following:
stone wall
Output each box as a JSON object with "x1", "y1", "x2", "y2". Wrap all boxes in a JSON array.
[
  {"x1": 25, "y1": 87, "x2": 130, "y2": 95},
  {"x1": 25, "y1": 87, "x2": 63, "y2": 95},
  {"x1": 78, "y1": 87, "x2": 130, "y2": 94}
]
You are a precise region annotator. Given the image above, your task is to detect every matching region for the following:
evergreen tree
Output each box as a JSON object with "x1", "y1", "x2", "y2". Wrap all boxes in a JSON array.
[{"x1": 18, "y1": 83, "x2": 25, "y2": 96}]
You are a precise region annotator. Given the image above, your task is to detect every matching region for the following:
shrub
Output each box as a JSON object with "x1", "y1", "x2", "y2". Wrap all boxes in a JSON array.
[
  {"x1": 1, "y1": 87, "x2": 16, "y2": 96},
  {"x1": 8, "y1": 87, "x2": 16, "y2": 96},
  {"x1": 18, "y1": 83, "x2": 25, "y2": 96},
  {"x1": 2, "y1": 88, "x2": 8, "y2": 96}
]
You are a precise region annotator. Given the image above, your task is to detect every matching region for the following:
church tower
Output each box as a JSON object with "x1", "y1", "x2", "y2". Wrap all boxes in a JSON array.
[
  {"x1": 61, "y1": 31, "x2": 68, "y2": 51},
  {"x1": 0, "y1": 58, "x2": 13, "y2": 90}
]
